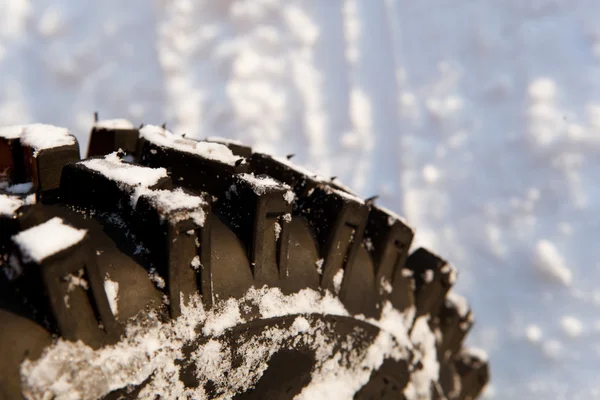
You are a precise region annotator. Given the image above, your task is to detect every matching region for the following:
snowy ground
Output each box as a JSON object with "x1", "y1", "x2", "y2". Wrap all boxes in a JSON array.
[{"x1": 2, "y1": 0, "x2": 600, "y2": 398}]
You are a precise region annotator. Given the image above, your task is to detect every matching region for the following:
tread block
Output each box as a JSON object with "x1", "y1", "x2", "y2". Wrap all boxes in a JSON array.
[
  {"x1": 280, "y1": 217, "x2": 321, "y2": 293},
  {"x1": 10, "y1": 218, "x2": 120, "y2": 348},
  {"x1": 406, "y1": 248, "x2": 455, "y2": 318},
  {"x1": 365, "y1": 205, "x2": 415, "y2": 312},
  {"x1": 454, "y1": 350, "x2": 489, "y2": 400},
  {"x1": 218, "y1": 173, "x2": 293, "y2": 285},
  {"x1": 301, "y1": 185, "x2": 378, "y2": 315},
  {"x1": 138, "y1": 125, "x2": 248, "y2": 196},
  {"x1": 23, "y1": 143, "x2": 80, "y2": 202},
  {"x1": 0, "y1": 135, "x2": 25, "y2": 186},
  {"x1": 250, "y1": 153, "x2": 323, "y2": 200},
  {"x1": 87, "y1": 118, "x2": 139, "y2": 157},
  {"x1": 60, "y1": 154, "x2": 172, "y2": 213},
  {"x1": 437, "y1": 295, "x2": 474, "y2": 360},
  {"x1": 134, "y1": 189, "x2": 212, "y2": 316}
]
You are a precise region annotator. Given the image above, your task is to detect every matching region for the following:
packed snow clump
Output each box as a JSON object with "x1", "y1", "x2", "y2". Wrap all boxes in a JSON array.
[
  {"x1": 20, "y1": 124, "x2": 76, "y2": 155},
  {"x1": 82, "y1": 152, "x2": 168, "y2": 189},
  {"x1": 12, "y1": 217, "x2": 87, "y2": 263}
]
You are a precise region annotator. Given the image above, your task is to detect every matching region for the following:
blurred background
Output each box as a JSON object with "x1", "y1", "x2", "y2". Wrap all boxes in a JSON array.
[{"x1": 2, "y1": 0, "x2": 600, "y2": 398}]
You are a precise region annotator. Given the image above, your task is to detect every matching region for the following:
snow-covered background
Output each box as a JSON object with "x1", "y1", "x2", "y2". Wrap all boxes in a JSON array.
[{"x1": 1, "y1": 0, "x2": 599, "y2": 398}]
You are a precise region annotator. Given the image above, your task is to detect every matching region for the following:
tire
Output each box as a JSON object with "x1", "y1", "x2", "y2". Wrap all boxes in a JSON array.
[{"x1": 0, "y1": 120, "x2": 489, "y2": 400}]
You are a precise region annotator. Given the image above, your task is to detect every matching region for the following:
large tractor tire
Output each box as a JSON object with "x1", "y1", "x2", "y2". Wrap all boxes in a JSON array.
[{"x1": 0, "y1": 120, "x2": 489, "y2": 400}]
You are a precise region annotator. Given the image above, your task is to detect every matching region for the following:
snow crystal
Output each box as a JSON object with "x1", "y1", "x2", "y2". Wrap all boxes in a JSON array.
[
  {"x1": 20, "y1": 124, "x2": 76, "y2": 155},
  {"x1": 82, "y1": 152, "x2": 168, "y2": 189},
  {"x1": 148, "y1": 270, "x2": 165, "y2": 289},
  {"x1": 139, "y1": 124, "x2": 243, "y2": 166},
  {"x1": 332, "y1": 268, "x2": 344, "y2": 294},
  {"x1": 561, "y1": 316, "x2": 583, "y2": 338},
  {"x1": 63, "y1": 269, "x2": 89, "y2": 309},
  {"x1": 12, "y1": 218, "x2": 87, "y2": 263},
  {"x1": 104, "y1": 274, "x2": 119, "y2": 317},
  {"x1": 315, "y1": 258, "x2": 324, "y2": 275},
  {"x1": 65, "y1": 269, "x2": 89, "y2": 292},
  {"x1": 190, "y1": 256, "x2": 201, "y2": 270},
  {"x1": 94, "y1": 118, "x2": 134, "y2": 130},
  {"x1": 534, "y1": 239, "x2": 572, "y2": 287},
  {"x1": 526, "y1": 324, "x2": 542, "y2": 343},
  {"x1": 283, "y1": 190, "x2": 295, "y2": 204}
]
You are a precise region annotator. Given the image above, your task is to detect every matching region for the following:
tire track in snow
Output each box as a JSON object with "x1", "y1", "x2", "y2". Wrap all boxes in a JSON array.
[
  {"x1": 343, "y1": 0, "x2": 402, "y2": 197},
  {"x1": 310, "y1": 0, "x2": 353, "y2": 182}
]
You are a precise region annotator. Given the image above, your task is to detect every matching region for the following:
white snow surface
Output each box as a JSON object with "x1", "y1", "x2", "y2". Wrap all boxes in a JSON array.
[
  {"x1": 20, "y1": 124, "x2": 75, "y2": 154},
  {"x1": 4, "y1": 1, "x2": 600, "y2": 396},
  {"x1": 12, "y1": 217, "x2": 87, "y2": 263}
]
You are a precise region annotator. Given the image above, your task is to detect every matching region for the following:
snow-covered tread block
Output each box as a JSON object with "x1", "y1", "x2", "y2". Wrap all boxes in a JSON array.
[
  {"x1": 1, "y1": 124, "x2": 80, "y2": 200},
  {"x1": 218, "y1": 173, "x2": 294, "y2": 286},
  {"x1": 407, "y1": 248, "x2": 456, "y2": 319},
  {"x1": 301, "y1": 184, "x2": 379, "y2": 318},
  {"x1": 454, "y1": 348, "x2": 489, "y2": 400},
  {"x1": 61, "y1": 152, "x2": 172, "y2": 212},
  {"x1": 10, "y1": 217, "x2": 119, "y2": 348},
  {"x1": 138, "y1": 124, "x2": 248, "y2": 195},
  {"x1": 134, "y1": 188, "x2": 212, "y2": 317},
  {"x1": 365, "y1": 204, "x2": 415, "y2": 313},
  {"x1": 250, "y1": 152, "x2": 325, "y2": 199},
  {"x1": 87, "y1": 115, "x2": 139, "y2": 157}
]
